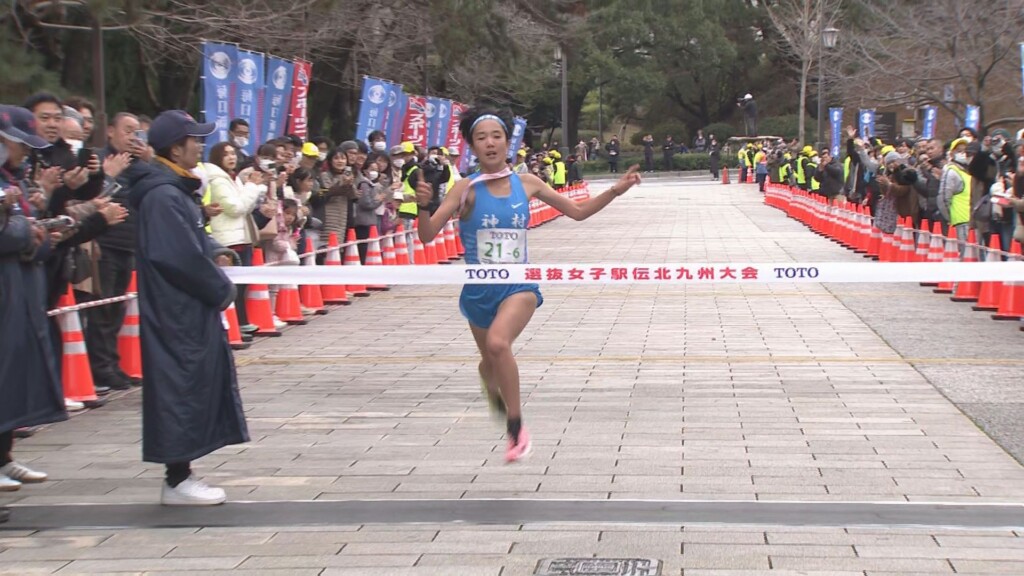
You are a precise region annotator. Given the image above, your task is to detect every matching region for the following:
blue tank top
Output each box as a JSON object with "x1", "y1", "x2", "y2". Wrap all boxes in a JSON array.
[{"x1": 460, "y1": 174, "x2": 531, "y2": 265}]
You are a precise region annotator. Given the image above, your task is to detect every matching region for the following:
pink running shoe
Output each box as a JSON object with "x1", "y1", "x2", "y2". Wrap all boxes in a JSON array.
[{"x1": 505, "y1": 427, "x2": 532, "y2": 463}]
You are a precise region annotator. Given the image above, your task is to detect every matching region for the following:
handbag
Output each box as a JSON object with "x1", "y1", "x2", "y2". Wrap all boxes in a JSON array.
[{"x1": 874, "y1": 194, "x2": 898, "y2": 235}]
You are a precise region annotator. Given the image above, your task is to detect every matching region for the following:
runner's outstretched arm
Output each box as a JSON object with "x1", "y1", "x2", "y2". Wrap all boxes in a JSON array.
[
  {"x1": 527, "y1": 164, "x2": 642, "y2": 221},
  {"x1": 415, "y1": 178, "x2": 468, "y2": 243}
]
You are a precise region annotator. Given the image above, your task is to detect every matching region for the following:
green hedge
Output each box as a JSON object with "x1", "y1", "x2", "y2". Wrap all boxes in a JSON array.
[{"x1": 579, "y1": 152, "x2": 739, "y2": 174}]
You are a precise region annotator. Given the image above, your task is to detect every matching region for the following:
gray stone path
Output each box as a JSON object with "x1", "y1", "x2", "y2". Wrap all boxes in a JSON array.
[{"x1": 3, "y1": 177, "x2": 1024, "y2": 574}]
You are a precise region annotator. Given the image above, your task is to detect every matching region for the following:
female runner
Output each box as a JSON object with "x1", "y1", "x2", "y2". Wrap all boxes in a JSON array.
[{"x1": 416, "y1": 106, "x2": 641, "y2": 462}]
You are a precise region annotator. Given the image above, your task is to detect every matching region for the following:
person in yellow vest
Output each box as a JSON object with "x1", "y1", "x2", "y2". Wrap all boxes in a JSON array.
[
  {"x1": 392, "y1": 141, "x2": 422, "y2": 225},
  {"x1": 513, "y1": 148, "x2": 529, "y2": 174},
  {"x1": 795, "y1": 145, "x2": 814, "y2": 191},
  {"x1": 549, "y1": 150, "x2": 566, "y2": 189},
  {"x1": 541, "y1": 156, "x2": 554, "y2": 185},
  {"x1": 780, "y1": 151, "x2": 793, "y2": 184},
  {"x1": 737, "y1": 146, "x2": 749, "y2": 183},
  {"x1": 753, "y1": 146, "x2": 768, "y2": 192},
  {"x1": 807, "y1": 152, "x2": 821, "y2": 195},
  {"x1": 938, "y1": 138, "x2": 975, "y2": 257}
]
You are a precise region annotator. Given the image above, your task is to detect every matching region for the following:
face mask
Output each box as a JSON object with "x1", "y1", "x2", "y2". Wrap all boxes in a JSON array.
[
  {"x1": 373, "y1": 141, "x2": 387, "y2": 152},
  {"x1": 368, "y1": 170, "x2": 379, "y2": 181},
  {"x1": 428, "y1": 155, "x2": 438, "y2": 163},
  {"x1": 233, "y1": 136, "x2": 249, "y2": 149},
  {"x1": 954, "y1": 152, "x2": 968, "y2": 164},
  {"x1": 318, "y1": 152, "x2": 327, "y2": 162},
  {"x1": 66, "y1": 139, "x2": 83, "y2": 154},
  {"x1": 0, "y1": 143, "x2": 8, "y2": 167},
  {"x1": 290, "y1": 156, "x2": 300, "y2": 168},
  {"x1": 961, "y1": 135, "x2": 974, "y2": 143},
  {"x1": 259, "y1": 158, "x2": 274, "y2": 171},
  {"x1": 393, "y1": 158, "x2": 405, "y2": 168}
]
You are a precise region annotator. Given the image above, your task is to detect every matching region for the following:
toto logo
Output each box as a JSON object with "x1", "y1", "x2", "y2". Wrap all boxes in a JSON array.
[
  {"x1": 368, "y1": 84, "x2": 386, "y2": 105},
  {"x1": 208, "y1": 51, "x2": 232, "y2": 80},
  {"x1": 238, "y1": 58, "x2": 258, "y2": 85}
]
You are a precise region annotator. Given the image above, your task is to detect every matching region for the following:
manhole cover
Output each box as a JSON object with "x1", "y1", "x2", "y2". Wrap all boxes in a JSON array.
[{"x1": 535, "y1": 557, "x2": 662, "y2": 576}]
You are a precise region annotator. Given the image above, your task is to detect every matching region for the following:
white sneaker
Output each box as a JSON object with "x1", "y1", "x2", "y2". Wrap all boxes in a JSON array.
[
  {"x1": 0, "y1": 462, "x2": 47, "y2": 483},
  {"x1": 0, "y1": 475, "x2": 21, "y2": 492},
  {"x1": 160, "y1": 476, "x2": 226, "y2": 506},
  {"x1": 65, "y1": 398, "x2": 85, "y2": 411},
  {"x1": 272, "y1": 316, "x2": 287, "y2": 329}
]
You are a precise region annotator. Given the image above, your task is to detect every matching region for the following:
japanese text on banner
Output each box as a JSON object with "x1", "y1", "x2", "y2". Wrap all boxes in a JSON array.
[
  {"x1": 402, "y1": 95, "x2": 429, "y2": 147},
  {"x1": 287, "y1": 60, "x2": 312, "y2": 139},
  {"x1": 355, "y1": 77, "x2": 389, "y2": 142},
  {"x1": 262, "y1": 57, "x2": 294, "y2": 144},
  {"x1": 201, "y1": 42, "x2": 237, "y2": 152},
  {"x1": 233, "y1": 50, "x2": 264, "y2": 157}
]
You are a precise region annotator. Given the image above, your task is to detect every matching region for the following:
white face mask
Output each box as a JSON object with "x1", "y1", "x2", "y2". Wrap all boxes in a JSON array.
[
  {"x1": 368, "y1": 170, "x2": 379, "y2": 181},
  {"x1": 66, "y1": 139, "x2": 83, "y2": 154},
  {"x1": 393, "y1": 158, "x2": 405, "y2": 168},
  {"x1": 428, "y1": 155, "x2": 438, "y2": 163},
  {"x1": 954, "y1": 152, "x2": 968, "y2": 164},
  {"x1": 233, "y1": 136, "x2": 249, "y2": 149},
  {"x1": 259, "y1": 158, "x2": 274, "y2": 171},
  {"x1": 318, "y1": 152, "x2": 327, "y2": 162},
  {"x1": 373, "y1": 141, "x2": 387, "y2": 152}
]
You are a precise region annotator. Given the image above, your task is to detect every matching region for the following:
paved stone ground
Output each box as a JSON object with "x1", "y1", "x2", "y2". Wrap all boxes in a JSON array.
[{"x1": 3, "y1": 176, "x2": 1024, "y2": 575}]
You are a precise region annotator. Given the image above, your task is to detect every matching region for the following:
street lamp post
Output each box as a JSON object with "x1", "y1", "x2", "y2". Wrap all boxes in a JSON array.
[
  {"x1": 555, "y1": 44, "x2": 569, "y2": 156},
  {"x1": 816, "y1": 26, "x2": 840, "y2": 149}
]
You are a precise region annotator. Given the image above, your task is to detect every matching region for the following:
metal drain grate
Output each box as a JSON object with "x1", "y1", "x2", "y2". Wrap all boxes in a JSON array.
[{"x1": 535, "y1": 558, "x2": 662, "y2": 576}]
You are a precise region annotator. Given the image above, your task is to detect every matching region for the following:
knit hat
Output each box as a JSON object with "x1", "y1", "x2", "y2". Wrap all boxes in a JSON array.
[{"x1": 883, "y1": 151, "x2": 902, "y2": 165}]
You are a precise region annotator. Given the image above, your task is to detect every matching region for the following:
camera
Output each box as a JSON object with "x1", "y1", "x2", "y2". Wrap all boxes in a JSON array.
[
  {"x1": 34, "y1": 215, "x2": 77, "y2": 231},
  {"x1": 77, "y1": 147, "x2": 94, "y2": 169},
  {"x1": 885, "y1": 164, "x2": 918, "y2": 186},
  {"x1": 418, "y1": 161, "x2": 448, "y2": 215}
]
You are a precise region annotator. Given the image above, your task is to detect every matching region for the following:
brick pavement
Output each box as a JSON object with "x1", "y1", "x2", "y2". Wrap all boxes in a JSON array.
[{"x1": 2, "y1": 177, "x2": 1024, "y2": 574}]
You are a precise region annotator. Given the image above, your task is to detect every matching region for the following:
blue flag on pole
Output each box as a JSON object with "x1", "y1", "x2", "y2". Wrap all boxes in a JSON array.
[
  {"x1": 921, "y1": 106, "x2": 938, "y2": 139},
  {"x1": 262, "y1": 57, "x2": 294, "y2": 144},
  {"x1": 355, "y1": 77, "x2": 390, "y2": 143},
  {"x1": 201, "y1": 42, "x2": 237, "y2": 150},
  {"x1": 858, "y1": 109, "x2": 875, "y2": 139},
  {"x1": 965, "y1": 105, "x2": 980, "y2": 132},
  {"x1": 386, "y1": 88, "x2": 406, "y2": 147},
  {"x1": 508, "y1": 117, "x2": 528, "y2": 160},
  {"x1": 234, "y1": 50, "x2": 264, "y2": 156},
  {"x1": 428, "y1": 99, "x2": 453, "y2": 148},
  {"x1": 829, "y1": 108, "x2": 843, "y2": 158},
  {"x1": 424, "y1": 97, "x2": 445, "y2": 148}
]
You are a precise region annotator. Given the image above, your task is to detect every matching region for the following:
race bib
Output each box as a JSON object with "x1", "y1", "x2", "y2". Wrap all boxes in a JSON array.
[{"x1": 477, "y1": 228, "x2": 527, "y2": 264}]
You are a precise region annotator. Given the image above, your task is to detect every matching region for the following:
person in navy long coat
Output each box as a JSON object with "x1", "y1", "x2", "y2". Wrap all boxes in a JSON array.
[{"x1": 127, "y1": 111, "x2": 248, "y2": 506}]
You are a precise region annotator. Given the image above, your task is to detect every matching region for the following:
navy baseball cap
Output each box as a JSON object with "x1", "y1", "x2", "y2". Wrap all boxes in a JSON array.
[
  {"x1": 0, "y1": 105, "x2": 50, "y2": 149},
  {"x1": 147, "y1": 110, "x2": 215, "y2": 151}
]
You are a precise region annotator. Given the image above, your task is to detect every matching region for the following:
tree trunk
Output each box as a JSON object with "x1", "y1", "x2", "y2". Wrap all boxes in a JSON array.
[{"x1": 798, "y1": 61, "x2": 809, "y2": 146}]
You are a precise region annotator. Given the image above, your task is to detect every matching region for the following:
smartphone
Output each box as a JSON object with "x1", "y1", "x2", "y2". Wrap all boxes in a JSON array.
[
  {"x1": 77, "y1": 147, "x2": 94, "y2": 168},
  {"x1": 134, "y1": 130, "x2": 148, "y2": 145}
]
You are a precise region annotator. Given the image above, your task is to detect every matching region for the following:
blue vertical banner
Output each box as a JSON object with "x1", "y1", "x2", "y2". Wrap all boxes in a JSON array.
[
  {"x1": 1020, "y1": 42, "x2": 1024, "y2": 98},
  {"x1": 965, "y1": 105, "x2": 980, "y2": 132},
  {"x1": 428, "y1": 99, "x2": 453, "y2": 148},
  {"x1": 508, "y1": 117, "x2": 528, "y2": 160},
  {"x1": 858, "y1": 109, "x2": 875, "y2": 139},
  {"x1": 424, "y1": 97, "x2": 445, "y2": 148},
  {"x1": 234, "y1": 50, "x2": 264, "y2": 156},
  {"x1": 355, "y1": 77, "x2": 390, "y2": 142},
  {"x1": 829, "y1": 108, "x2": 843, "y2": 158},
  {"x1": 201, "y1": 42, "x2": 237, "y2": 148},
  {"x1": 262, "y1": 57, "x2": 294, "y2": 144},
  {"x1": 921, "y1": 106, "x2": 938, "y2": 139},
  {"x1": 386, "y1": 89, "x2": 407, "y2": 147}
]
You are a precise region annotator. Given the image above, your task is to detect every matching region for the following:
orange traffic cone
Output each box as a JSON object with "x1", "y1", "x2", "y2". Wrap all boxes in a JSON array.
[
  {"x1": 898, "y1": 217, "x2": 916, "y2": 263},
  {"x1": 444, "y1": 220, "x2": 459, "y2": 261},
  {"x1": 453, "y1": 220, "x2": 465, "y2": 256},
  {"x1": 933, "y1": 227, "x2": 959, "y2": 294},
  {"x1": 921, "y1": 221, "x2": 944, "y2": 287},
  {"x1": 365, "y1": 226, "x2": 388, "y2": 291},
  {"x1": 993, "y1": 241, "x2": 1024, "y2": 321},
  {"x1": 299, "y1": 238, "x2": 327, "y2": 314},
  {"x1": 382, "y1": 233, "x2": 397, "y2": 266},
  {"x1": 433, "y1": 228, "x2": 450, "y2": 263},
  {"x1": 393, "y1": 224, "x2": 411, "y2": 266},
  {"x1": 246, "y1": 248, "x2": 282, "y2": 336},
  {"x1": 424, "y1": 235, "x2": 439, "y2": 265},
  {"x1": 344, "y1": 229, "x2": 370, "y2": 297},
  {"x1": 913, "y1": 219, "x2": 931, "y2": 263},
  {"x1": 57, "y1": 286, "x2": 98, "y2": 403},
  {"x1": 117, "y1": 272, "x2": 142, "y2": 381},
  {"x1": 972, "y1": 234, "x2": 1003, "y2": 312},
  {"x1": 275, "y1": 282, "x2": 307, "y2": 324},
  {"x1": 413, "y1": 232, "x2": 427, "y2": 265},
  {"x1": 321, "y1": 232, "x2": 350, "y2": 305},
  {"x1": 951, "y1": 230, "x2": 981, "y2": 303},
  {"x1": 223, "y1": 301, "x2": 250, "y2": 350},
  {"x1": 721, "y1": 167, "x2": 730, "y2": 185}
]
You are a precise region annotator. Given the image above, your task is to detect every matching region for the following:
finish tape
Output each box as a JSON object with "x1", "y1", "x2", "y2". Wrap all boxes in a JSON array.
[{"x1": 224, "y1": 262, "x2": 1024, "y2": 285}]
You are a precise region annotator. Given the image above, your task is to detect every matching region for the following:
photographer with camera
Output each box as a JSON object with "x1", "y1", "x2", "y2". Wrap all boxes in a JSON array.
[
  {"x1": 83, "y1": 112, "x2": 150, "y2": 391},
  {"x1": 913, "y1": 139, "x2": 947, "y2": 233},
  {"x1": 875, "y1": 150, "x2": 919, "y2": 235},
  {"x1": 0, "y1": 108, "x2": 66, "y2": 518},
  {"x1": 24, "y1": 93, "x2": 104, "y2": 212},
  {"x1": 393, "y1": 141, "x2": 423, "y2": 226}
]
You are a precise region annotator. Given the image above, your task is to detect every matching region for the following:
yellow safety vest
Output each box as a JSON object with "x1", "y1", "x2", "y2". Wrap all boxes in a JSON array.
[
  {"x1": 553, "y1": 161, "x2": 566, "y2": 186},
  {"x1": 843, "y1": 156, "x2": 851, "y2": 182},
  {"x1": 947, "y1": 163, "x2": 972, "y2": 226},
  {"x1": 398, "y1": 165, "x2": 421, "y2": 217},
  {"x1": 795, "y1": 157, "x2": 807, "y2": 185}
]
